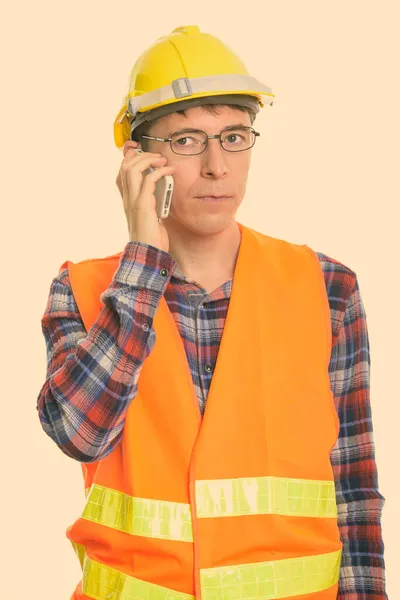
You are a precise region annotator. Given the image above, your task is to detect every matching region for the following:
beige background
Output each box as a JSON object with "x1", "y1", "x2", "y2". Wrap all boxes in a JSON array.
[{"x1": 1, "y1": 1, "x2": 398, "y2": 598}]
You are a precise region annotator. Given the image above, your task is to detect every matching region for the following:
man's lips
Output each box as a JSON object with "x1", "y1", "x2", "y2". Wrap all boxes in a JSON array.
[{"x1": 197, "y1": 195, "x2": 232, "y2": 200}]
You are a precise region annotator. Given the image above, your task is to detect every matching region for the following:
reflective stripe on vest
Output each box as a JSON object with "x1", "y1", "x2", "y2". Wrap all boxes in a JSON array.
[
  {"x1": 72, "y1": 541, "x2": 341, "y2": 600},
  {"x1": 82, "y1": 476, "x2": 337, "y2": 541},
  {"x1": 83, "y1": 483, "x2": 193, "y2": 542}
]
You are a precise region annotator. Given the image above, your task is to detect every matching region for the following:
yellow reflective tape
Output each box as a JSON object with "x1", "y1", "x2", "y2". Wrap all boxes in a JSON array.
[
  {"x1": 74, "y1": 544, "x2": 340, "y2": 600},
  {"x1": 82, "y1": 554, "x2": 195, "y2": 600},
  {"x1": 201, "y1": 549, "x2": 342, "y2": 600},
  {"x1": 196, "y1": 476, "x2": 337, "y2": 518},
  {"x1": 81, "y1": 476, "x2": 336, "y2": 542},
  {"x1": 82, "y1": 484, "x2": 193, "y2": 542},
  {"x1": 71, "y1": 541, "x2": 86, "y2": 569}
]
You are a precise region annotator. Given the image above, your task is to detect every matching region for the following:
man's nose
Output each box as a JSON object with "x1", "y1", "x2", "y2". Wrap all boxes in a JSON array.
[{"x1": 202, "y1": 138, "x2": 228, "y2": 177}]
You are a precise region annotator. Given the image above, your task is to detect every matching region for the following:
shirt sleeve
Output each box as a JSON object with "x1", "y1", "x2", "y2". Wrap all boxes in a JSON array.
[
  {"x1": 36, "y1": 241, "x2": 177, "y2": 463},
  {"x1": 329, "y1": 273, "x2": 388, "y2": 599}
]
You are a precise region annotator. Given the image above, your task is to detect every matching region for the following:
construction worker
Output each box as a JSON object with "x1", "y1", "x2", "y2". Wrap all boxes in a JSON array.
[{"x1": 37, "y1": 25, "x2": 387, "y2": 600}]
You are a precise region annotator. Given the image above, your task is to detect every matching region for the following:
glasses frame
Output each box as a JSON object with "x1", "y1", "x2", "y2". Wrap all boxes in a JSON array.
[{"x1": 134, "y1": 126, "x2": 260, "y2": 155}]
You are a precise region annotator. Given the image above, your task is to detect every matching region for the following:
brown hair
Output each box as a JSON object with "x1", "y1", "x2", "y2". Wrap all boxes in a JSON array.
[{"x1": 132, "y1": 103, "x2": 257, "y2": 151}]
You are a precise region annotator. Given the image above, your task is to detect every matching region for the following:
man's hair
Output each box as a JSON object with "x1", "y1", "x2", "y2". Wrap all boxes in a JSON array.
[{"x1": 132, "y1": 103, "x2": 257, "y2": 151}]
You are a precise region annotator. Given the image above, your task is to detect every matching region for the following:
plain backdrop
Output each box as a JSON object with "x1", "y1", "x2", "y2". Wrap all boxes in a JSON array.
[{"x1": 1, "y1": 1, "x2": 398, "y2": 598}]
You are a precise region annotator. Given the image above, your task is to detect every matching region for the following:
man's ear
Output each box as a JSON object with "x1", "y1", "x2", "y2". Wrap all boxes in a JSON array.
[{"x1": 123, "y1": 140, "x2": 140, "y2": 157}]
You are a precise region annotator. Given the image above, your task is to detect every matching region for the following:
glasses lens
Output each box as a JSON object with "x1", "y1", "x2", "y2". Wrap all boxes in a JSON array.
[
  {"x1": 171, "y1": 130, "x2": 207, "y2": 155},
  {"x1": 221, "y1": 127, "x2": 255, "y2": 152}
]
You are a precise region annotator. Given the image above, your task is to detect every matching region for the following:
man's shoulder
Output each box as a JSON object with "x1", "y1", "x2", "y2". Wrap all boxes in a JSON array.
[
  {"x1": 314, "y1": 251, "x2": 359, "y2": 330},
  {"x1": 249, "y1": 224, "x2": 357, "y2": 284},
  {"x1": 315, "y1": 250, "x2": 357, "y2": 285},
  {"x1": 53, "y1": 246, "x2": 126, "y2": 286}
]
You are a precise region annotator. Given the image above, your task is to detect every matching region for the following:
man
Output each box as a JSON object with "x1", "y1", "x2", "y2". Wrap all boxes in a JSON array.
[{"x1": 37, "y1": 25, "x2": 387, "y2": 600}]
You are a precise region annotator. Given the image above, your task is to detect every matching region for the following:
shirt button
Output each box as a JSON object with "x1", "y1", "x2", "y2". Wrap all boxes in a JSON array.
[
  {"x1": 142, "y1": 323, "x2": 149, "y2": 331},
  {"x1": 160, "y1": 268, "x2": 169, "y2": 277},
  {"x1": 201, "y1": 302, "x2": 208, "y2": 309},
  {"x1": 205, "y1": 364, "x2": 214, "y2": 372}
]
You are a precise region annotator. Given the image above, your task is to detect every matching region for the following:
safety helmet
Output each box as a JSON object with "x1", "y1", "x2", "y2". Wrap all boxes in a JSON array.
[{"x1": 113, "y1": 25, "x2": 275, "y2": 149}]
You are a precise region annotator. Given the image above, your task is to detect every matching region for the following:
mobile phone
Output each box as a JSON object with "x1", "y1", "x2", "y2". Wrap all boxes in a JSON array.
[{"x1": 135, "y1": 148, "x2": 174, "y2": 220}]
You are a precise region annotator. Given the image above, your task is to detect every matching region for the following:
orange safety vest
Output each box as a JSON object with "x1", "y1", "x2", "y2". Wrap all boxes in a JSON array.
[{"x1": 62, "y1": 221, "x2": 343, "y2": 600}]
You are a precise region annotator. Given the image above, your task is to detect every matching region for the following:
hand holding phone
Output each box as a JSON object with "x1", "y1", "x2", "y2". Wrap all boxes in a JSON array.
[{"x1": 116, "y1": 141, "x2": 175, "y2": 252}]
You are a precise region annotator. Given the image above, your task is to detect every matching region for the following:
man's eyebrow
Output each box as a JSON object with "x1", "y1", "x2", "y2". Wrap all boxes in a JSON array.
[{"x1": 166, "y1": 123, "x2": 249, "y2": 137}]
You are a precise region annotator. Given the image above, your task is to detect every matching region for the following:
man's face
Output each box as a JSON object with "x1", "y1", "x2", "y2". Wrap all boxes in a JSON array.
[{"x1": 143, "y1": 105, "x2": 253, "y2": 236}]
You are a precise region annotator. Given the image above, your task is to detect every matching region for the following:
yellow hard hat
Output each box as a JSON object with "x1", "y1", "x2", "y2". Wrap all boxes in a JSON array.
[{"x1": 113, "y1": 25, "x2": 275, "y2": 149}]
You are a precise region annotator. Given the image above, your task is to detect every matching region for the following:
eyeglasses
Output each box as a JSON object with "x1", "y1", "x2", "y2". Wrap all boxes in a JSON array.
[{"x1": 133, "y1": 126, "x2": 260, "y2": 155}]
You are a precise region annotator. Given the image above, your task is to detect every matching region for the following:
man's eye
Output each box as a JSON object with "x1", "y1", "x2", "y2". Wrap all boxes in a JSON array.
[{"x1": 175, "y1": 135, "x2": 203, "y2": 146}]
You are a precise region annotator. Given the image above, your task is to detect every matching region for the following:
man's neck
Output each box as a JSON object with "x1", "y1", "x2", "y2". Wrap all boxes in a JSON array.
[{"x1": 166, "y1": 220, "x2": 242, "y2": 282}]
